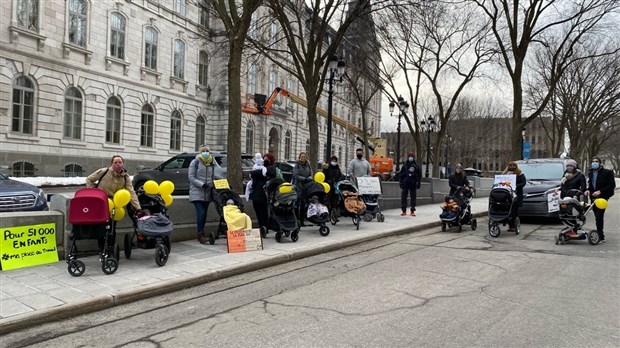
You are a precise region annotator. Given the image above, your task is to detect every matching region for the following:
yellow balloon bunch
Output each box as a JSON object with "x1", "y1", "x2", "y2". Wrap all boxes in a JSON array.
[
  {"x1": 159, "y1": 180, "x2": 175, "y2": 207},
  {"x1": 314, "y1": 172, "x2": 325, "y2": 183},
  {"x1": 111, "y1": 189, "x2": 131, "y2": 221},
  {"x1": 144, "y1": 180, "x2": 159, "y2": 195},
  {"x1": 322, "y1": 182, "x2": 330, "y2": 193}
]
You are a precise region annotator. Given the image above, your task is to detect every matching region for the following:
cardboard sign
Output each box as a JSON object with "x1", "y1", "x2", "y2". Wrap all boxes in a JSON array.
[
  {"x1": 356, "y1": 176, "x2": 382, "y2": 195},
  {"x1": 214, "y1": 179, "x2": 230, "y2": 190},
  {"x1": 548, "y1": 191, "x2": 560, "y2": 213},
  {"x1": 1, "y1": 223, "x2": 59, "y2": 271},
  {"x1": 227, "y1": 229, "x2": 263, "y2": 253},
  {"x1": 493, "y1": 174, "x2": 516, "y2": 188}
]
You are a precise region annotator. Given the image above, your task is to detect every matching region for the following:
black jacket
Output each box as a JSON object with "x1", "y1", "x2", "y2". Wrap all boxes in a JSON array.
[
  {"x1": 448, "y1": 173, "x2": 470, "y2": 196},
  {"x1": 587, "y1": 167, "x2": 616, "y2": 200},
  {"x1": 400, "y1": 160, "x2": 421, "y2": 189},
  {"x1": 560, "y1": 171, "x2": 586, "y2": 198},
  {"x1": 323, "y1": 164, "x2": 343, "y2": 188}
]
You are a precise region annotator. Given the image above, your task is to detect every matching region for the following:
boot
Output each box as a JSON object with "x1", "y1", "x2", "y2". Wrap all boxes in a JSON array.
[{"x1": 197, "y1": 231, "x2": 207, "y2": 244}]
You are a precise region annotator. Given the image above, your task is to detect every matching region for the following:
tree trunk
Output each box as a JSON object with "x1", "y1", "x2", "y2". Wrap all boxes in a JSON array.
[{"x1": 226, "y1": 42, "x2": 243, "y2": 193}]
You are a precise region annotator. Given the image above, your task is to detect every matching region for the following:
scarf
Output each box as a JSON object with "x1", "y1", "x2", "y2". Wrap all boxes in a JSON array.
[
  {"x1": 199, "y1": 154, "x2": 213, "y2": 166},
  {"x1": 561, "y1": 170, "x2": 577, "y2": 185}
]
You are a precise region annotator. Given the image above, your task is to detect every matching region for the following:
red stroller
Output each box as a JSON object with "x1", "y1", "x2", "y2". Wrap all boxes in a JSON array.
[{"x1": 67, "y1": 188, "x2": 119, "y2": 276}]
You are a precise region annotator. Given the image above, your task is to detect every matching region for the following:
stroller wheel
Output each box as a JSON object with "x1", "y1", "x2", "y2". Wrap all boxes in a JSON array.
[
  {"x1": 441, "y1": 222, "x2": 447, "y2": 232},
  {"x1": 155, "y1": 244, "x2": 169, "y2": 267},
  {"x1": 208, "y1": 232, "x2": 216, "y2": 245},
  {"x1": 101, "y1": 257, "x2": 119, "y2": 275},
  {"x1": 377, "y1": 213, "x2": 385, "y2": 222},
  {"x1": 164, "y1": 237, "x2": 172, "y2": 253},
  {"x1": 291, "y1": 232, "x2": 299, "y2": 242},
  {"x1": 489, "y1": 222, "x2": 501, "y2": 238},
  {"x1": 275, "y1": 232, "x2": 283, "y2": 243},
  {"x1": 124, "y1": 233, "x2": 132, "y2": 259},
  {"x1": 319, "y1": 225, "x2": 330, "y2": 237},
  {"x1": 330, "y1": 210, "x2": 338, "y2": 225},
  {"x1": 67, "y1": 260, "x2": 85, "y2": 277},
  {"x1": 587, "y1": 230, "x2": 600, "y2": 245},
  {"x1": 363, "y1": 213, "x2": 373, "y2": 222},
  {"x1": 471, "y1": 219, "x2": 477, "y2": 231}
]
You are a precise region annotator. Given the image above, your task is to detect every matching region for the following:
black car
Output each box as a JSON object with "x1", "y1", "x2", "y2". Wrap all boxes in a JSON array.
[
  {"x1": 0, "y1": 173, "x2": 49, "y2": 212},
  {"x1": 516, "y1": 158, "x2": 568, "y2": 218},
  {"x1": 132, "y1": 152, "x2": 255, "y2": 195}
]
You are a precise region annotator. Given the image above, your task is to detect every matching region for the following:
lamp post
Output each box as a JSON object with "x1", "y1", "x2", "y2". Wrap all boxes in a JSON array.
[
  {"x1": 420, "y1": 116, "x2": 436, "y2": 178},
  {"x1": 326, "y1": 55, "x2": 346, "y2": 161},
  {"x1": 444, "y1": 134, "x2": 451, "y2": 177},
  {"x1": 389, "y1": 96, "x2": 409, "y2": 172}
]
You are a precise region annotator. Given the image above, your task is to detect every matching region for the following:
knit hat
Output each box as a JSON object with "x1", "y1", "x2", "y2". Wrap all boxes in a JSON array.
[
  {"x1": 407, "y1": 152, "x2": 414, "y2": 157},
  {"x1": 566, "y1": 159, "x2": 577, "y2": 168}
]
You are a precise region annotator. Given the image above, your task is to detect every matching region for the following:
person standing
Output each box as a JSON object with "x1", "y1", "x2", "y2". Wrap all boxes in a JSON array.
[
  {"x1": 399, "y1": 152, "x2": 421, "y2": 216},
  {"x1": 188, "y1": 145, "x2": 220, "y2": 244},
  {"x1": 249, "y1": 153, "x2": 278, "y2": 235},
  {"x1": 448, "y1": 164, "x2": 471, "y2": 196},
  {"x1": 502, "y1": 161, "x2": 526, "y2": 232},
  {"x1": 292, "y1": 152, "x2": 313, "y2": 225},
  {"x1": 347, "y1": 148, "x2": 371, "y2": 183},
  {"x1": 559, "y1": 159, "x2": 586, "y2": 198},
  {"x1": 323, "y1": 155, "x2": 343, "y2": 209},
  {"x1": 584, "y1": 156, "x2": 616, "y2": 242}
]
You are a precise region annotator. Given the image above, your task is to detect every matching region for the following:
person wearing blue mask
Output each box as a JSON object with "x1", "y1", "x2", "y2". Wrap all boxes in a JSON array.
[
  {"x1": 188, "y1": 145, "x2": 221, "y2": 244},
  {"x1": 584, "y1": 156, "x2": 616, "y2": 242},
  {"x1": 399, "y1": 152, "x2": 422, "y2": 216}
]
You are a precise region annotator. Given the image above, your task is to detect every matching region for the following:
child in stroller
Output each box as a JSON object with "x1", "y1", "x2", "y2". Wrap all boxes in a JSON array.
[
  {"x1": 488, "y1": 183, "x2": 519, "y2": 237},
  {"x1": 126, "y1": 191, "x2": 173, "y2": 266},
  {"x1": 208, "y1": 187, "x2": 244, "y2": 245},
  {"x1": 67, "y1": 188, "x2": 120, "y2": 277},
  {"x1": 266, "y1": 178, "x2": 300, "y2": 243},
  {"x1": 330, "y1": 179, "x2": 366, "y2": 230},
  {"x1": 555, "y1": 189, "x2": 601, "y2": 245},
  {"x1": 301, "y1": 181, "x2": 331, "y2": 236},
  {"x1": 439, "y1": 188, "x2": 477, "y2": 232}
]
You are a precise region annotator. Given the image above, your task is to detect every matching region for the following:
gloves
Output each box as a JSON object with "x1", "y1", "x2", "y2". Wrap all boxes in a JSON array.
[
  {"x1": 399, "y1": 182, "x2": 404, "y2": 189},
  {"x1": 202, "y1": 183, "x2": 208, "y2": 189},
  {"x1": 135, "y1": 209, "x2": 145, "y2": 218}
]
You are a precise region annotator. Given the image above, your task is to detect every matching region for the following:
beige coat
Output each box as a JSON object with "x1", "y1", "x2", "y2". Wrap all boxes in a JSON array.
[{"x1": 86, "y1": 167, "x2": 141, "y2": 210}]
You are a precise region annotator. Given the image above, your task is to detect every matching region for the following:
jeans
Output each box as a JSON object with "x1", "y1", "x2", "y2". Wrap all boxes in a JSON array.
[
  {"x1": 401, "y1": 186, "x2": 417, "y2": 212},
  {"x1": 193, "y1": 201, "x2": 211, "y2": 234}
]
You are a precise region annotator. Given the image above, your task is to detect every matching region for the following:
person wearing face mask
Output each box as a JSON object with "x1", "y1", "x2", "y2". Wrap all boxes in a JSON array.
[
  {"x1": 399, "y1": 152, "x2": 422, "y2": 216},
  {"x1": 293, "y1": 152, "x2": 313, "y2": 225},
  {"x1": 584, "y1": 156, "x2": 616, "y2": 242},
  {"x1": 448, "y1": 164, "x2": 471, "y2": 196},
  {"x1": 559, "y1": 159, "x2": 586, "y2": 199},
  {"x1": 249, "y1": 153, "x2": 278, "y2": 235},
  {"x1": 502, "y1": 161, "x2": 526, "y2": 232},
  {"x1": 323, "y1": 155, "x2": 343, "y2": 210},
  {"x1": 347, "y1": 148, "x2": 371, "y2": 184},
  {"x1": 188, "y1": 145, "x2": 221, "y2": 244}
]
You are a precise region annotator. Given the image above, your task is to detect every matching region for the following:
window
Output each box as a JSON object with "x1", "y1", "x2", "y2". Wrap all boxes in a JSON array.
[
  {"x1": 284, "y1": 131, "x2": 292, "y2": 160},
  {"x1": 140, "y1": 104, "x2": 154, "y2": 147},
  {"x1": 110, "y1": 12, "x2": 125, "y2": 59},
  {"x1": 249, "y1": 12, "x2": 257, "y2": 39},
  {"x1": 12, "y1": 76, "x2": 35, "y2": 134},
  {"x1": 268, "y1": 69, "x2": 277, "y2": 96},
  {"x1": 170, "y1": 110, "x2": 182, "y2": 150},
  {"x1": 198, "y1": 51, "x2": 208, "y2": 86},
  {"x1": 245, "y1": 121, "x2": 254, "y2": 154},
  {"x1": 144, "y1": 27, "x2": 158, "y2": 69},
  {"x1": 64, "y1": 163, "x2": 83, "y2": 177},
  {"x1": 305, "y1": 140, "x2": 310, "y2": 155},
  {"x1": 64, "y1": 87, "x2": 82, "y2": 139},
  {"x1": 247, "y1": 62, "x2": 256, "y2": 94},
  {"x1": 195, "y1": 115, "x2": 206, "y2": 151},
  {"x1": 175, "y1": 0, "x2": 186, "y2": 16},
  {"x1": 105, "y1": 96, "x2": 121, "y2": 144},
  {"x1": 199, "y1": 3, "x2": 209, "y2": 26},
  {"x1": 286, "y1": 78, "x2": 294, "y2": 108},
  {"x1": 269, "y1": 22, "x2": 278, "y2": 48},
  {"x1": 12, "y1": 161, "x2": 35, "y2": 177},
  {"x1": 17, "y1": 0, "x2": 39, "y2": 31},
  {"x1": 173, "y1": 39, "x2": 185, "y2": 79},
  {"x1": 68, "y1": 0, "x2": 87, "y2": 47}
]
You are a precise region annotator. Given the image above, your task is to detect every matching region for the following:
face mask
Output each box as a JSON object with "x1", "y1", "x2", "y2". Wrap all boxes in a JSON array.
[
  {"x1": 356, "y1": 154, "x2": 363, "y2": 159},
  {"x1": 330, "y1": 161, "x2": 337, "y2": 166},
  {"x1": 408, "y1": 157, "x2": 414, "y2": 162},
  {"x1": 591, "y1": 162, "x2": 600, "y2": 170},
  {"x1": 112, "y1": 163, "x2": 124, "y2": 172},
  {"x1": 201, "y1": 151, "x2": 210, "y2": 158},
  {"x1": 263, "y1": 159, "x2": 271, "y2": 166}
]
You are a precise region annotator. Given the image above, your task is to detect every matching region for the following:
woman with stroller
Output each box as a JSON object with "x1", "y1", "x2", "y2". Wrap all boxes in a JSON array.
[
  {"x1": 559, "y1": 159, "x2": 586, "y2": 199},
  {"x1": 502, "y1": 161, "x2": 526, "y2": 232},
  {"x1": 448, "y1": 164, "x2": 472, "y2": 196},
  {"x1": 189, "y1": 145, "x2": 220, "y2": 244},
  {"x1": 323, "y1": 155, "x2": 343, "y2": 210},
  {"x1": 249, "y1": 153, "x2": 278, "y2": 235},
  {"x1": 293, "y1": 152, "x2": 313, "y2": 226}
]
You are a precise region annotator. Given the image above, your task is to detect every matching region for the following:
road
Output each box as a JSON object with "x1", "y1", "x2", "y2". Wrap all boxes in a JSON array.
[{"x1": 3, "y1": 209, "x2": 619, "y2": 347}]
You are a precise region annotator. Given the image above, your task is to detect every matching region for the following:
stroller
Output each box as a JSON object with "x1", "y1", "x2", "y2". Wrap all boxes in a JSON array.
[
  {"x1": 266, "y1": 179, "x2": 300, "y2": 243},
  {"x1": 330, "y1": 179, "x2": 366, "y2": 230},
  {"x1": 439, "y1": 188, "x2": 477, "y2": 232},
  {"x1": 126, "y1": 192, "x2": 173, "y2": 267},
  {"x1": 208, "y1": 187, "x2": 245, "y2": 245},
  {"x1": 555, "y1": 190, "x2": 601, "y2": 245},
  {"x1": 488, "y1": 184, "x2": 519, "y2": 237},
  {"x1": 67, "y1": 188, "x2": 119, "y2": 276},
  {"x1": 301, "y1": 181, "x2": 330, "y2": 237},
  {"x1": 361, "y1": 194, "x2": 384, "y2": 222}
]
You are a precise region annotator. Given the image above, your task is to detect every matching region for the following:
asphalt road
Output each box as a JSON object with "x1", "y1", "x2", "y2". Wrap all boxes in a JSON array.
[{"x1": 3, "y1": 206, "x2": 619, "y2": 348}]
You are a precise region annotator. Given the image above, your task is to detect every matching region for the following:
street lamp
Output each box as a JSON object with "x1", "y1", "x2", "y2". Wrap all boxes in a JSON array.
[
  {"x1": 389, "y1": 96, "x2": 409, "y2": 172},
  {"x1": 444, "y1": 134, "x2": 452, "y2": 177},
  {"x1": 326, "y1": 55, "x2": 345, "y2": 161},
  {"x1": 420, "y1": 116, "x2": 437, "y2": 178}
]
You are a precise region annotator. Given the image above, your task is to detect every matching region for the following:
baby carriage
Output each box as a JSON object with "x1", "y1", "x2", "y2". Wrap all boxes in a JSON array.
[
  {"x1": 330, "y1": 179, "x2": 366, "y2": 230},
  {"x1": 301, "y1": 181, "x2": 330, "y2": 237},
  {"x1": 440, "y1": 188, "x2": 477, "y2": 232},
  {"x1": 208, "y1": 187, "x2": 245, "y2": 245},
  {"x1": 488, "y1": 184, "x2": 519, "y2": 237},
  {"x1": 126, "y1": 192, "x2": 173, "y2": 267},
  {"x1": 361, "y1": 194, "x2": 384, "y2": 222},
  {"x1": 67, "y1": 188, "x2": 119, "y2": 277},
  {"x1": 554, "y1": 190, "x2": 601, "y2": 245},
  {"x1": 266, "y1": 180, "x2": 300, "y2": 243}
]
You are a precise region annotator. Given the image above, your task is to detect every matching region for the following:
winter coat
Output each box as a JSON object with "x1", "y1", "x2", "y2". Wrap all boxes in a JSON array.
[
  {"x1": 323, "y1": 164, "x2": 343, "y2": 188},
  {"x1": 293, "y1": 161, "x2": 313, "y2": 194},
  {"x1": 86, "y1": 167, "x2": 141, "y2": 210},
  {"x1": 249, "y1": 165, "x2": 277, "y2": 203},
  {"x1": 448, "y1": 173, "x2": 470, "y2": 196},
  {"x1": 560, "y1": 171, "x2": 586, "y2": 198},
  {"x1": 399, "y1": 160, "x2": 421, "y2": 189},
  {"x1": 587, "y1": 167, "x2": 616, "y2": 200},
  {"x1": 188, "y1": 154, "x2": 219, "y2": 203},
  {"x1": 514, "y1": 173, "x2": 526, "y2": 206},
  {"x1": 347, "y1": 158, "x2": 371, "y2": 178}
]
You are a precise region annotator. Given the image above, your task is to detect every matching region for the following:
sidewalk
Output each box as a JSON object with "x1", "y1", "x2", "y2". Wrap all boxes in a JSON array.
[{"x1": 0, "y1": 199, "x2": 489, "y2": 334}]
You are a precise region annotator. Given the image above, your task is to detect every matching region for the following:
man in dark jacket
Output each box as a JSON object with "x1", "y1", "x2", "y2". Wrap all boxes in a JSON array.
[
  {"x1": 399, "y1": 152, "x2": 422, "y2": 216},
  {"x1": 585, "y1": 156, "x2": 616, "y2": 241}
]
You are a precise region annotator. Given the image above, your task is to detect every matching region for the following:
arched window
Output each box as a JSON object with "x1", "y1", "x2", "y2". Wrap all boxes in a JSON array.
[
  {"x1": 170, "y1": 110, "x2": 182, "y2": 150},
  {"x1": 12, "y1": 76, "x2": 35, "y2": 134},
  {"x1": 195, "y1": 115, "x2": 206, "y2": 151},
  {"x1": 68, "y1": 0, "x2": 87, "y2": 47},
  {"x1": 284, "y1": 130, "x2": 292, "y2": 160},
  {"x1": 144, "y1": 27, "x2": 158, "y2": 69},
  {"x1": 110, "y1": 12, "x2": 125, "y2": 59},
  {"x1": 106, "y1": 96, "x2": 121, "y2": 144},
  {"x1": 140, "y1": 104, "x2": 154, "y2": 147},
  {"x1": 173, "y1": 39, "x2": 185, "y2": 79},
  {"x1": 247, "y1": 62, "x2": 256, "y2": 95},
  {"x1": 64, "y1": 87, "x2": 82, "y2": 139},
  {"x1": 198, "y1": 51, "x2": 208, "y2": 86},
  {"x1": 12, "y1": 161, "x2": 35, "y2": 177},
  {"x1": 64, "y1": 163, "x2": 83, "y2": 177},
  {"x1": 245, "y1": 121, "x2": 254, "y2": 154}
]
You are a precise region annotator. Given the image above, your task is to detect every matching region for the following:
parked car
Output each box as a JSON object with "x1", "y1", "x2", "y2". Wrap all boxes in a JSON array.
[
  {"x1": 0, "y1": 173, "x2": 49, "y2": 212},
  {"x1": 515, "y1": 158, "x2": 568, "y2": 218},
  {"x1": 132, "y1": 152, "x2": 255, "y2": 195},
  {"x1": 464, "y1": 167, "x2": 483, "y2": 177},
  {"x1": 274, "y1": 162, "x2": 294, "y2": 183}
]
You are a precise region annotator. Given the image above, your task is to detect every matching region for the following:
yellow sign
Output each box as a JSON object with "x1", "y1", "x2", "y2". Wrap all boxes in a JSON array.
[
  {"x1": 227, "y1": 229, "x2": 263, "y2": 253},
  {"x1": 1, "y1": 223, "x2": 59, "y2": 271},
  {"x1": 213, "y1": 179, "x2": 230, "y2": 190}
]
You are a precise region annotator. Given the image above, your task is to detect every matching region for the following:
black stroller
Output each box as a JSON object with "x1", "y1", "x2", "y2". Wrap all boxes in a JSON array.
[
  {"x1": 361, "y1": 194, "x2": 384, "y2": 222},
  {"x1": 301, "y1": 181, "x2": 330, "y2": 237},
  {"x1": 208, "y1": 188, "x2": 244, "y2": 245},
  {"x1": 330, "y1": 179, "x2": 366, "y2": 230},
  {"x1": 67, "y1": 188, "x2": 119, "y2": 276},
  {"x1": 555, "y1": 190, "x2": 601, "y2": 245},
  {"x1": 488, "y1": 184, "x2": 519, "y2": 237},
  {"x1": 266, "y1": 179, "x2": 300, "y2": 243},
  {"x1": 126, "y1": 192, "x2": 173, "y2": 267},
  {"x1": 440, "y1": 188, "x2": 477, "y2": 232}
]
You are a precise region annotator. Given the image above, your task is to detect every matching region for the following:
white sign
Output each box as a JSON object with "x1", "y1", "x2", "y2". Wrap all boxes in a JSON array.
[
  {"x1": 493, "y1": 174, "x2": 516, "y2": 188},
  {"x1": 356, "y1": 176, "x2": 382, "y2": 195},
  {"x1": 547, "y1": 191, "x2": 560, "y2": 213}
]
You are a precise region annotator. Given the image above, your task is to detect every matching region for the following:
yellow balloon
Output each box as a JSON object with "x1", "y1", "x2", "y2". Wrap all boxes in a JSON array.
[
  {"x1": 144, "y1": 180, "x2": 159, "y2": 195},
  {"x1": 314, "y1": 172, "x2": 325, "y2": 183},
  {"x1": 159, "y1": 180, "x2": 175, "y2": 195},
  {"x1": 162, "y1": 194, "x2": 174, "y2": 207},
  {"x1": 113, "y1": 189, "x2": 131, "y2": 207},
  {"x1": 594, "y1": 198, "x2": 608, "y2": 209},
  {"x1": 279, "y1": 184, "x2": 293, "y2": 193},
  {"x1": 113, "y1": 207, "x2": 126, "y2": 221},
  {"x1": 322, "y1": 182, "x2": 331, "y2": 193},
  {"x1": 108, "y1": 198, "x2": 115, "y2": 213}
]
